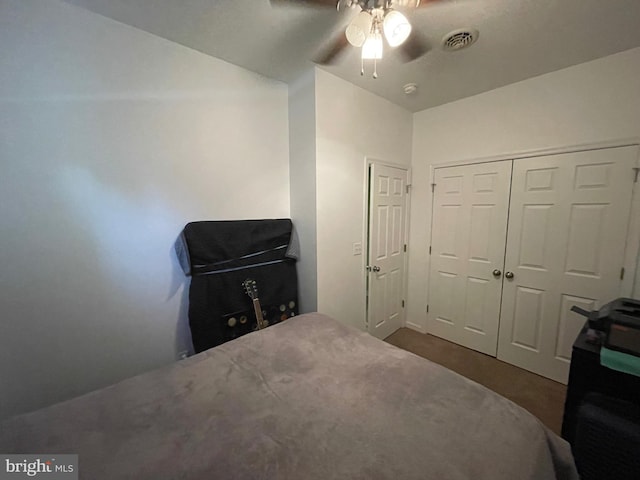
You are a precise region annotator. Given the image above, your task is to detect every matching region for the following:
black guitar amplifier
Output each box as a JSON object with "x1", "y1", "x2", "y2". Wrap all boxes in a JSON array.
[{"x1": 175, "y1": 219, "x2": 299, "y2": 353}]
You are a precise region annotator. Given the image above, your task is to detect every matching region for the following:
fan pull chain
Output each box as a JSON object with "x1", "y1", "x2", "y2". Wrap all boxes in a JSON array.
[{"x1": 361, "y1": 59, "x2": 379, "y2": 79}]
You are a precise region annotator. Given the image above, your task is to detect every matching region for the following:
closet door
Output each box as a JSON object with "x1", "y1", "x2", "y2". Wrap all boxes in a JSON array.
[
  {"x1": 428, "y1": 161, "x2": 512, "y2": 355},
  {"x1": 498, "y1": 146, "x2": 637, "y2": 383}
]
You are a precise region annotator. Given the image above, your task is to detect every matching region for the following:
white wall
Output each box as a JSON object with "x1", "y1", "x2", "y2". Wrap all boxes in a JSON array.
[
  {"x1": 0, "y1": 0, "x2": 290, "y2": 420},
  {"x1": 408, "y1": 47, "x2": 640, "y2": 332},
  {"x1": 289, "y1": 71, "x2": 318, "y2": 313},
  {"x1": 315, "y1": 69, "x2": 413, "y2": 330}
]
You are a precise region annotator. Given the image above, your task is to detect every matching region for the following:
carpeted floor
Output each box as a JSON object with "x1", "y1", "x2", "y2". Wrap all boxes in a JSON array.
[{"x1": 385, "y1": 328, "x2": 567, "y2": 435}]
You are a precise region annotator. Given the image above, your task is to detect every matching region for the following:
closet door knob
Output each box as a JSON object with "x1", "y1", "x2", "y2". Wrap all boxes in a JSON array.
[
  {"x1": 505, "y1": 271, "x2": 514, "y2": 279},
  {"x1": 492, "y1": 269, "x2": 502, "y2": 277}
]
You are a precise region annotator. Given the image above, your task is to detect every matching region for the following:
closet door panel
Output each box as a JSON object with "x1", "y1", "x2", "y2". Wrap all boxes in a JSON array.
[
  {"x1": 428, "y1": 160, "x2": 512, "y2": 356},
  {"x1": 498, "y1": 146, "x2": 637, "y2": 383}
]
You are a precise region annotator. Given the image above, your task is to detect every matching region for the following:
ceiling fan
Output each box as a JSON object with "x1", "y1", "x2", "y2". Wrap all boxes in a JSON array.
[{"x1": 270, "y1": 0, "x2": 446, "y2": 78}]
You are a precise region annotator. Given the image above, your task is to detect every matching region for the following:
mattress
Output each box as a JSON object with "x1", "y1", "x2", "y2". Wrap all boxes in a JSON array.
[{"x1": 0, "y1": 313, "x2": 578, "y2": 480}]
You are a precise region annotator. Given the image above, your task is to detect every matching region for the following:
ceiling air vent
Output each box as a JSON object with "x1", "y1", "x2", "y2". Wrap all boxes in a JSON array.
[{"x1": 442, "y1": 29, "x2": 479, "y2": 51}]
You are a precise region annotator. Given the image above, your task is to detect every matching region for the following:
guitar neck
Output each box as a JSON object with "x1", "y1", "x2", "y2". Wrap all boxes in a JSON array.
[{"x1": 252, "y1": 298, "x2": 265, "y2": 329}]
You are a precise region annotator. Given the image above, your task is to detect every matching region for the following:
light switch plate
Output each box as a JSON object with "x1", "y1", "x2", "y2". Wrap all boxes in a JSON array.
[{"x1": 353, "y1": 242, "x2": 362, "y2": 256}]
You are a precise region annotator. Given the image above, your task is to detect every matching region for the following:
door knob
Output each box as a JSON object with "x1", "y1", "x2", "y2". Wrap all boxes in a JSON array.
[
  {"x1": 372, "y1": 266, "x2": 381, "y2": 272},
  {"x1": 492, "y1": 269, "x2": 502, "y2": 277},
  {"x1": 505, "y1": 271, "x2": 514, "y2": 279}
]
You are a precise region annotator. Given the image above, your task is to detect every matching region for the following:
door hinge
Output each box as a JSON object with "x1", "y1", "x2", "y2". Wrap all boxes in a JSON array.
[
  {"x1": 404, "y1": 244, "x2": 407, "y2": 252},
  {"x1": 402, "y1": 300, "x2": 405, "y2": 308},
  {"x1": 621, "y1": 267, "x2": 625, "y2": 280},
  {"x1": 634, "y1": 168, "x2": 639, "y2": 183},
  {"x1": 426, "y1": 304, "x2": 429, "y2": 313},
  {"x1": 406, "y1": 184, "x2": 412, "y2": 194},
  {"x1": 431, "y1": 183, "x2": 436, "y2": 192},
  {"x1": 429, "y1": 246, "x2": 432, "y2": 255}
]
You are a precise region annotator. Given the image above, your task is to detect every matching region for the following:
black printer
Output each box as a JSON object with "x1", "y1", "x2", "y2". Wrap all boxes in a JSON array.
[{"x1": 571, "y1": 298, "x2": 640, "y2": 357}]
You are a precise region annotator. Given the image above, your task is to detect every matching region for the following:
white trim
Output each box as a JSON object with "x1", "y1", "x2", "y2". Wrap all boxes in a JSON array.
[
  {"x1": 362, "y1": 159, "x2": 371, "y2": 332},
  {"x1": 364, "y1": 157, "x2": 412, "y2": 334},
  {"x1": 424, "y1": 163, "x2": 437, "y2": 335},
  {"x1": 405, "y1": 323, "x2": 428, "y2": 334},
  {"x1": 622, "y1": 148, "x2": 640, "y2": 297},
  {"x1": 404, "y1": 166, "x2": 413, "y2": 329},
  {"x1": 366, "y1": 157, "x2": 411, "y2": 170}
]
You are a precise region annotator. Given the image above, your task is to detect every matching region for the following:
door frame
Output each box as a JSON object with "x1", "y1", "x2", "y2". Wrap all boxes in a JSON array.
[
  {"x1": 426, "y1": 139, "x2": 640, "y2": 304},
  {"x1": 363, "y1": 157, "x2": 412, "y2": 333}
]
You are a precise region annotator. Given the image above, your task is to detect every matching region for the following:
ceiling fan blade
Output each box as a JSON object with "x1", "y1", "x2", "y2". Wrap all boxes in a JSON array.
[
  {"x1": 395, "y1": 0, "x2": 447, "y2": 7},
  {"x1": 270, "y1": 0, "x2": 338, "y2": 7},
  {"x1": 399, "y1": 32, "x2": 431, "y2": 62},
  {"x1": 314, "y1": 31, "x2": 349, "y2": 65}
]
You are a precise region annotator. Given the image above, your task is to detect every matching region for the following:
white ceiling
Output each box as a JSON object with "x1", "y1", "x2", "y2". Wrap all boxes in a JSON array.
[{"x1": 61, "y1": 0, "x2": 640, "y2": 112}]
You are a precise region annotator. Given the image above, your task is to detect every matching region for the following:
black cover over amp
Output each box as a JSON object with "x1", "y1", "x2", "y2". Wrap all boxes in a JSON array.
[{"x1": 175, "y1": 219, "x2": 299, "y2": 353}]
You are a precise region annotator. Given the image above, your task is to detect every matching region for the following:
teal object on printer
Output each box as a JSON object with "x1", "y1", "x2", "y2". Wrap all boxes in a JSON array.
[
  {"x1": 571, "y1": 298, "x2": 640, "y2": 377},
  {"x1": 601, "y1": 346, "x2": 640, "y2": 378}
]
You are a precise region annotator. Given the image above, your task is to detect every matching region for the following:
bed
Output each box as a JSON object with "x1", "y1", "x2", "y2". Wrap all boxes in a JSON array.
[{"x1": 0, "y1": 313, "x2": 578, "y2": 479}]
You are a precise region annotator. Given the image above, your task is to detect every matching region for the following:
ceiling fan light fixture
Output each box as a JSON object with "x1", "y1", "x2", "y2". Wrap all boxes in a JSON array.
[
  {"x1": 346, "y1": 11, "x2": 373, "y2": 47},
  {"x1": 383, "y1": 10, "x2": 411, "y2": 47},
  {"x1": 361, "y1": 31, "x2": 383, "y2": 59}
]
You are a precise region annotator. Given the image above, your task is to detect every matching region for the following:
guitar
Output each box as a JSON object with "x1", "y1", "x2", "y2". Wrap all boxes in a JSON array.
[{"x1": 242, "y1": 278, "x2": 267, "y2": 330}]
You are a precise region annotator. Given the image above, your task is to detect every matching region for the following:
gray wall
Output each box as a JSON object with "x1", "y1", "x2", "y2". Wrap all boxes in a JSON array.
[
  {"x1": 0, "y1": 0, "x2": 290, "y2": 420},
  {"x1": 288, "y1": 71, "x2": 318, "y2": 313}
]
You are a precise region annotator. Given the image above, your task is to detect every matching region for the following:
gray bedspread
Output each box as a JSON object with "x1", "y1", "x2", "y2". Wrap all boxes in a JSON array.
[{"x1": 0, "y1": 313, "x2": 578, "y2": 480}]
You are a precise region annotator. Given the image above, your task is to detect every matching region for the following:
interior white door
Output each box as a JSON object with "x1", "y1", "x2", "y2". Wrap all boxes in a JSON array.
[
  {"x1": 498, "y1": 146, "x2": 638, "y2": 383},
  {"x1": 428, "y1": 160, "x2": 512, "y2": 355},
  {"x1": 367, "y1": 163, "x2": 408, "y2": 340}
]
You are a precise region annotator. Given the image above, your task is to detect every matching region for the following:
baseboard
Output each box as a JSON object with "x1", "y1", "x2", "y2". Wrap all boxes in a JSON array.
[{"x1": 405, "y1": 321, "x2": 427, "y2": 334}]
